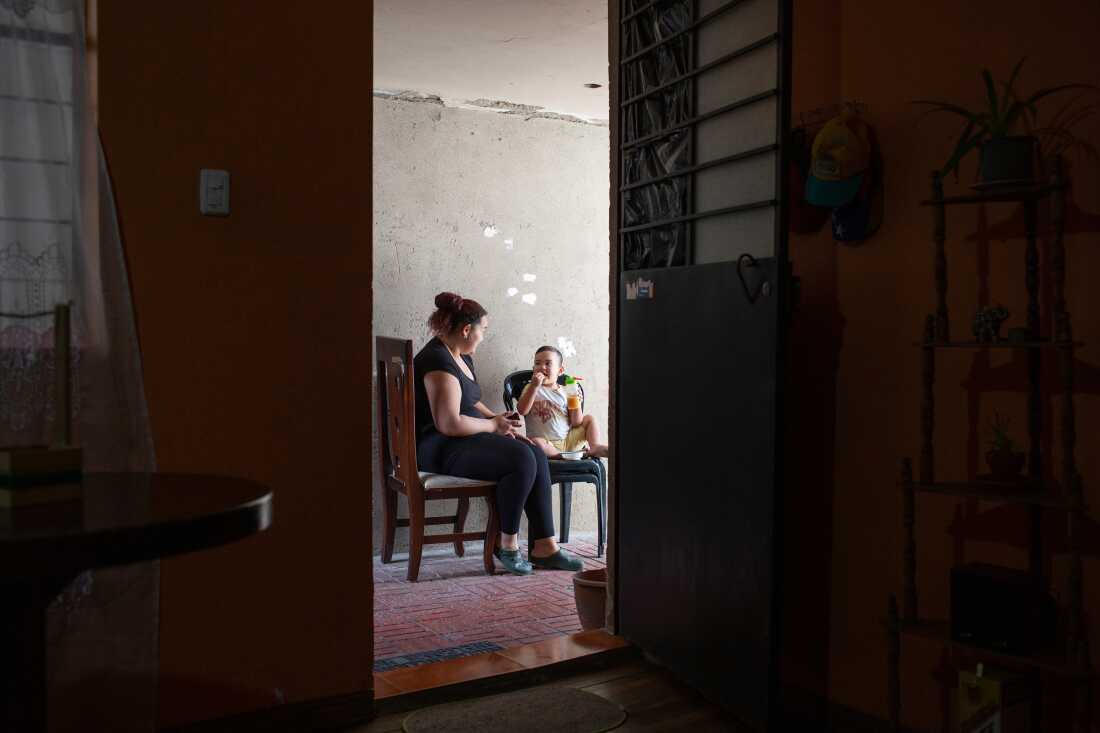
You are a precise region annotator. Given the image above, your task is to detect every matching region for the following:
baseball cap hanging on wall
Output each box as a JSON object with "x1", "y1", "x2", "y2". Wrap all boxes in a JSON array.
[
  {"x1": 831, "y1": 121, "x2": 884, "y2": 244},
  {"x1": 804, "y1": 107, "x2": 883, "y2": 244},
  {"x1": 805, "y1": 111, "x2": 872, "y2": 206}
]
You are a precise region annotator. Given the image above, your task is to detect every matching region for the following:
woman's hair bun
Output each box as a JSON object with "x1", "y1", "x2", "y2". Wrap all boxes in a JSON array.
[
  {"x1": 428, "y1": 291, "x2": 485, "y2": 335},
  {"x1": 434, "y1": 292, "x2": 464, "y2": 311}
]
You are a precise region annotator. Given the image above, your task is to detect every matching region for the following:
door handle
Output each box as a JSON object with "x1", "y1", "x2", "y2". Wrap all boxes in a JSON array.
[{"x1": 737, "y1": 253, "x2": 771, "y2": 304}]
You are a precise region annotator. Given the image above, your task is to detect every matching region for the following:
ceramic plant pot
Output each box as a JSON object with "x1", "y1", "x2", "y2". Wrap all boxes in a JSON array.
[
  {"x1": 986, "y1": 450, "x2": 1026, "y2": 481},
  {"x1": 977, "y1": 136, "x2": 1037, "y2": 188},
  {"x1": 573, "y1": 567, "x2": 607, "y2": 631}
]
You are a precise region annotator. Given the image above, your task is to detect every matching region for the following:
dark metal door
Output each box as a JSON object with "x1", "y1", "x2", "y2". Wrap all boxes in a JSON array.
[{"x1": 614, "y1": 0, "x2": 791, "y2": 728}]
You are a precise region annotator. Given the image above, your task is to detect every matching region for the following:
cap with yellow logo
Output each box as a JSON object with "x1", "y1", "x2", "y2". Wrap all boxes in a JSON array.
[{"x1": 805, "y1": 112, "x2": 872, "y2": 207}]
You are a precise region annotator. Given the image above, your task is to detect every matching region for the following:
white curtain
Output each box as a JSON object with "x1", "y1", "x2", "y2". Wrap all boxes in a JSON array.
[{"x1": 0, "y1": 1, "x2": 157, "y2": 730}]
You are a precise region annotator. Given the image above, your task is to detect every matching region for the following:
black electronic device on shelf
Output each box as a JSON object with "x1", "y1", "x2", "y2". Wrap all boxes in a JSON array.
[{"x1": 950, "y1": 563, "x2": 1057, "y2": 655}]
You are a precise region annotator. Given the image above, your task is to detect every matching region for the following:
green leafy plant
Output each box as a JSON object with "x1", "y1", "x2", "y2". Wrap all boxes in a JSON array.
[
  {"x1": 1026, "y1": 90, "x2": 1100, "y2": 171},
  {"x1": 988, "y1": 412, "x2": 1017, "y2": 454},
  {"x1": 913, "y1": 58, "x2": 1098, "y2": 179}
]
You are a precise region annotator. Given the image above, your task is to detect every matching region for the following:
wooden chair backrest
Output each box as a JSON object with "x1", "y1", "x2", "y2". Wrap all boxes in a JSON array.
[{"x1": 376, "y1": 337, "x2": 421, "y2": 499}]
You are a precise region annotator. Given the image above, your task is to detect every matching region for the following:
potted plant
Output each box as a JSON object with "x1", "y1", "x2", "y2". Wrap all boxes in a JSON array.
[
  {"x1": 914, "y1": 58, "x2": 1097, "y2": 188},
  {"x1": 1027, "y1": 89, "x2": 1100, "y2": 177},
  {"x1": 972, "y1": 304, "x2": 1010, "y2": 343},
  {"x1": 986, "y1": 413, "x2": 1026, "y2": 481}
]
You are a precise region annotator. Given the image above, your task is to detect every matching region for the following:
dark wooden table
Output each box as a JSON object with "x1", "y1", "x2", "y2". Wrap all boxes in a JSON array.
[{"x1": 0, "y1": 473, "x2": 273, "y2": 732}]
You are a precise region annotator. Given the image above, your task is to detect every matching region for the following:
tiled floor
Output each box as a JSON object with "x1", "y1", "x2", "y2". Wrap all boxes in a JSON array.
[{"x1": 373, "y1": 533, "x2": 606, "y2": 665}]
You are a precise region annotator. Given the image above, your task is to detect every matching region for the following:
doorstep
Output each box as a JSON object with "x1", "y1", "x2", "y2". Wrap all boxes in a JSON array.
[{"x1": 374, "y1": 629, "x2": 630, "y2": 701}]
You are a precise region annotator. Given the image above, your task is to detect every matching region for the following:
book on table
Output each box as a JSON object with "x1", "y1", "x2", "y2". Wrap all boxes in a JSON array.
[{"x1": 0, "y1": 445, "x2": 83, "y2": 507}]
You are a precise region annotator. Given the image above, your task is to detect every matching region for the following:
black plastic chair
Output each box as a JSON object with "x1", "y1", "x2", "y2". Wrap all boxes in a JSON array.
[{"x1": 503, "y1": 369, "x2": 606, "y2": 557}]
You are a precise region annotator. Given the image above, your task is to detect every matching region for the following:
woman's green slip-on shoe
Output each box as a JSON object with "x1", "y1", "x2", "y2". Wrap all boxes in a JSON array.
[
  {"x1": 494, "y1": 547, "x2": 534, "y2": 575},
  {"x1": 529, "y1": 549, "x2": 583, "y2": 571}
]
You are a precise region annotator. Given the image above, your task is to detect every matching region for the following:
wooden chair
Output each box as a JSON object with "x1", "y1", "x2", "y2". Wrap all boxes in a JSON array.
[{"x1": 376, "y1": 336, "x2": 499, "y2": 581}]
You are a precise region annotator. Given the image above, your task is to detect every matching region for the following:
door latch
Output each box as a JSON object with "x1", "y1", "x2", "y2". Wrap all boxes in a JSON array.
[{"x1": 737, "y1": 253, "x2": 770, "y2": 304}]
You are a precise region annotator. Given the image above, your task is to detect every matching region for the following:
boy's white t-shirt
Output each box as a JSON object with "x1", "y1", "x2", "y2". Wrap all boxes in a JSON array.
[{"x1": 524, "y1": 383, "x2": 570, "y2": 442}]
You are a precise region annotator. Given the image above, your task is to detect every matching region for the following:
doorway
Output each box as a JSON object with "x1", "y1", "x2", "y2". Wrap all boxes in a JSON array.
[
  {"x1": 371, "y1": 0, "x2": 615, "y2": 690},
  {"x1": 370, "y1": 0, "x2": 822, "y2": 728}
]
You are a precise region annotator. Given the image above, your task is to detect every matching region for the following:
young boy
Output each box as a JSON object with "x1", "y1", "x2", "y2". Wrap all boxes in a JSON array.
[{"x1": 516, "y1": 345, "x2": 608, "y2": 459}]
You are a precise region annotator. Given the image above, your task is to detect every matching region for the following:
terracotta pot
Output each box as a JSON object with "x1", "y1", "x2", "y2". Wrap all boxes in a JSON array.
[
  {"x1": 986, "y1": 450, "x2": 1026, "y2": 481},
  {"x1": 573, "y1": 567, "x2": 607, "y2": 631}
]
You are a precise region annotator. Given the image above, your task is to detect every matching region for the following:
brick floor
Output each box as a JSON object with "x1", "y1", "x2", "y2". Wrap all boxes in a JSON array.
[{"x1": 373, "y1": 533, "x2": 606, "y2": 665}]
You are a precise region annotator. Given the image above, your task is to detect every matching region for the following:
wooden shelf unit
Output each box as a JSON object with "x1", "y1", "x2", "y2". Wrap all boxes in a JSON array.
[
  {"x1": 896, "y1": 618, "x2": 1090, "y2": 678},
  {"x1": 918, "y1": 181, "x2": 1067, "y2": 206},
  {"x1": 913, "y1": 480, "x2": 1072, "y2": 509},
  {"x1": 913, "y1": 340, "x2": 1083, "y2": 350},
  {"x1": 886, "y1": 158, "x2": 1092, "y2": 733}
]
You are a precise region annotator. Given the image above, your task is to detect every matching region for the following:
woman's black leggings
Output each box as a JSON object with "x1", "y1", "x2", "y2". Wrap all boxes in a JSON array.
[{"x1": 417, "y1": 432, "x2": 555, "y2": 539}]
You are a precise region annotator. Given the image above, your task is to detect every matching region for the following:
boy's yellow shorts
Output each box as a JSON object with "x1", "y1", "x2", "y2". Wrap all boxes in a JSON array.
[{"x1": 549, "y1": 425, "x2": 589, "y2": 452}]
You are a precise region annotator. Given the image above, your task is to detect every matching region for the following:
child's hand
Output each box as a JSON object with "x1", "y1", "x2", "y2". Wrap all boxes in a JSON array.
[{"x1": 532, "y1": 372, "x2": 547, "y2": 387}]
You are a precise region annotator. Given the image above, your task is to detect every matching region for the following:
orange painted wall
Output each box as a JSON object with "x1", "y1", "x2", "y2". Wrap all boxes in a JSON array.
[
  {"x1": 98, "y1": 3, "x2": 374, "y2": 727},
  {"x1": 825, "y1": 1, "x2": 1100, "y2": 728}
]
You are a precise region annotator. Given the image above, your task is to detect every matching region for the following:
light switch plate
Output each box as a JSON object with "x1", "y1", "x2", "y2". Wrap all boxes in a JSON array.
[{"x1": 199, "y1": 169, "x2": 230, "y2": 216}]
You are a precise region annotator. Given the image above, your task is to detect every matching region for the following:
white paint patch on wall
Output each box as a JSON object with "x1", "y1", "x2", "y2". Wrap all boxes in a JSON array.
[
  {"x1": 521, "y1": 293, "x2": 538, "y2": 305},
  {"x1": 373, "y1": 96, "x2": 610, "y2": 553},
  {"x1": 522, "y1": 273, "x2": 536, "y2": 282}
]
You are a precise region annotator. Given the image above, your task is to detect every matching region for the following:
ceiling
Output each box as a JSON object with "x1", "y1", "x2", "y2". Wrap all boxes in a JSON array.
[{"x1": 374, "y1": 0, "x2": 610, "y2": 123}]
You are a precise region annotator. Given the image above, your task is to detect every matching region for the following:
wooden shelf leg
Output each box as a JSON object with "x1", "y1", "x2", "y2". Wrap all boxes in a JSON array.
[
  {"x1": 1068, "y1": 472, "x2": 1085, "y2": 663},
  {"x1": 1058, "y1": 315, "x2": 1077, "y2": 499},
  {"x1": 920, "y1": 317, "x2": 935, "y2": 483},
  {"x1": 932, "y1": 174, "x2": 948, "y2": 342},
  {"x1": 888, "y1": 594, "x2": 900, "y2": 733},
  {"x1": 1024, "y1": 199, "x2": 1044, "y2": 585},
  {"x1": 902, "y1": 459, "x2": 917, "y2": 620},
  {"x1": 1050, "y1": 156, "x2": 1067, "y2": 330}
]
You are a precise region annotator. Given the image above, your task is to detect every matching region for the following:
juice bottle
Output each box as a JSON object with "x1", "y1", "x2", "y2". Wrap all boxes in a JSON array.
[{"x1": 564, "y1": 376, "x2": 583, "y2": 411}]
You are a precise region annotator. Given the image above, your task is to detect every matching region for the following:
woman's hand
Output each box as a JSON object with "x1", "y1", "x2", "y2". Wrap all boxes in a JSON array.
[
  {"x1": 492, "y1": 412, "x2": 533, "y2": 444},
  {"x1": 505, "y1": 411, "x2": 524, "y2": 431},
  {"x1": 492, "y1": 413, "x2": 520, "y2": 435}
]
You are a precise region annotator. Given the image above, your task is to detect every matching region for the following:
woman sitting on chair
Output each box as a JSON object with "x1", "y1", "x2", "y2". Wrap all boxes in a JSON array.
[{"x1": 415, "y1": 292, "x2": 584, "y2": 576}]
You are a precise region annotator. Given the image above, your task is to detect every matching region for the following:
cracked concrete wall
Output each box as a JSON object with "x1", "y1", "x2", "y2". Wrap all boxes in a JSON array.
[{"x1": 372, "y1": 95, "x2": 610, "y2": 556}]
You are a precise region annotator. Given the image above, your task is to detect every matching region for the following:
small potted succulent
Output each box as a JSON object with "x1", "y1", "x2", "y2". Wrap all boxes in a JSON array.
[
  {"x1": 914, "y1": 58, "x2": 1097, "y2": 188},
  {"x1": 986, "y1": 413, "x2": 1026, "y2": 481},
  {"x1": 972, "y1": 304, "x2": 1010, "y2": 343}
]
